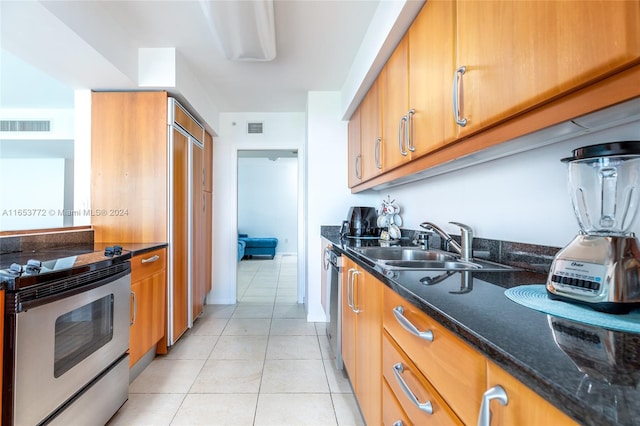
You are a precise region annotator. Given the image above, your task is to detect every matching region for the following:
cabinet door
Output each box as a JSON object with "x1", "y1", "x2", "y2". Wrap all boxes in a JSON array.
[
  {"x1": 204, "y1": 131, "x2": 213, "y2": 192},
  {"x1": 347, "y1": 108, "x2": 362, "y2": 188},
  {"x1": 360, "y1": 80, "x2": 383, "y2": 180},
  {"x1": 484, "y1": 361, "x2": 577, "y2": 426},
  {"x1": 130, "y1": 271, "x2": 166, "y2": 366},
  {"x1": 91, "y1": 91, "x2": 168, "y2": 242},
  {"x1": 204, "y1": 191, "x2": 213, "y2": 294},
  {"x1": 192, "y1": 143, "x2": 205, "y2": 320},
  {"x1": 172, "y1": 128, "x2": 189, "y2": 342},
  {"x1": 455, "y1": 1, "x2": 640, "y2": 137},
  {"x1": 381, "y1": 37, "x2": 410, "y2": 172},
  {"x1": 408, "y1": 0, "x2": 457, "y2": 158},
  {"x1": 355, "y1": 268, "x2": 382, "y2": 426},
  {"x1": 341, "y1": 258, "x2": 357, "y2": 379}
]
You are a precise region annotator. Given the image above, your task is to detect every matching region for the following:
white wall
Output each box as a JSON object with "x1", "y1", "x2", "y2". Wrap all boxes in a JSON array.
[
  {"x1": 305, "y1": 91, "x2": 379, "y2": 321},
  {"x1": 209, "y1": 112, "x2": 306, "y2": 305},
  {"x1": 373, "y1": 119, "x2": 640, "y2": 248},
  {"x1": 238, "y1": 156, "x2": 298, "y2": 254}
]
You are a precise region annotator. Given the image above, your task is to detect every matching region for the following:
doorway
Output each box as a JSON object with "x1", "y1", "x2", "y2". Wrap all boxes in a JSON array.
[{"x1": 236, "y1": 150, "x2": 299, "y2": 304}]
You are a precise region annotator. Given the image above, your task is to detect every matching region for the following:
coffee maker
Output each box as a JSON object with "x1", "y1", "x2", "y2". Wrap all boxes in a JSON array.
[
  {"x1": 547, "y1": 142, "x2": 640, "y2": 314},
  {"x1": 340, "y1": 206, "x2": 379, "y2": 238}
]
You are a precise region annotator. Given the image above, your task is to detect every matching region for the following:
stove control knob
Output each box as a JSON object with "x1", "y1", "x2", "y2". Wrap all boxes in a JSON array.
[
  {"x1": 104, "y1": 246, "x2": 114, "y2": 257},
  {"x1": 113, "y1": 245, "x2": 123, "y2": 256},
  {"x1": 25, "y1": 259, "x2": 42, "y2": 274},
  {"x1": 9, "y1": 263, "x2": 24, "y2": 274}
]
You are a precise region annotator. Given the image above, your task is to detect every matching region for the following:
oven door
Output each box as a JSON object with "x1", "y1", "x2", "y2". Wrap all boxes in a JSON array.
[{"x1": 12, "y1": 273, "x2": 130, "y2": 426}]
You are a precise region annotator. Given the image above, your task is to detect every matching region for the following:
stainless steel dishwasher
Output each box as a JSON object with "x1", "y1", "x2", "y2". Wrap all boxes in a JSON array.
[{"x1": 325, "y1": 245, "x2": 344, "y2": 370}]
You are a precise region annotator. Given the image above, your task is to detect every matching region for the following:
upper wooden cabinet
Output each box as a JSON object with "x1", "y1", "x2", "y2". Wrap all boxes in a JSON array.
[
  {"x1": 347, "y1": 107, "x2": 362, "y2": 188},
  {"x1": 204, "y1": 131, "x2": 213, "y2": 192},
  {"x1": 454, "y1": 0, "x2": 640, "y2": 136},
  {"x1": 349, "y1": 0, "x2": 640, "y2": 192},
  {"x1": 408, "y1": 0, "x2": 457, "y2": 158},
  {"x1": 360, "y1": 79, "x2": 383, "y2": 180},
  {"x1": 380, "y1": 36, "x2": 410, "y2": 172}
]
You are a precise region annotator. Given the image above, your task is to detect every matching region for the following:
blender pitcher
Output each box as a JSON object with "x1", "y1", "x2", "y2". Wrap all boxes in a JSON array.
[{"x1": 547, "y1": 142, "x2": 640, "y2": 314}]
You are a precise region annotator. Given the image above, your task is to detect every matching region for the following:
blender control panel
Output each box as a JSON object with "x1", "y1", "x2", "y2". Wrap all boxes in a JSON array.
[{"x1": 549, "y1": 259, "x2": 604, "y2": 293}]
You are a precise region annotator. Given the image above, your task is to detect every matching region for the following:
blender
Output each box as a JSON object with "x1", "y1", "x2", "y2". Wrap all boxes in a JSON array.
[{"x1": 547, "y1": 142, "x2": 640, "y2": 314}]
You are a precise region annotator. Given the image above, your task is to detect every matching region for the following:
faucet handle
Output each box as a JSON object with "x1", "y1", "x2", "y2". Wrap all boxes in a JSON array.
[
  {"x1": 449, "y1": 221, "x2": 473, "y2": 233},
  {"x1": 449, "y1": 222, "x2": 473, "y2": 261}
]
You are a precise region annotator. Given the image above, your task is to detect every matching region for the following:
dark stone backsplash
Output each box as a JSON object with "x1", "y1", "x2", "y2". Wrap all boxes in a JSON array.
[
  {"x1": 322, "y1": 225, "x2": 560, "y2": 274},
  {"x1": 0, "y1": 229, "x2": 94, "y2": 255}
]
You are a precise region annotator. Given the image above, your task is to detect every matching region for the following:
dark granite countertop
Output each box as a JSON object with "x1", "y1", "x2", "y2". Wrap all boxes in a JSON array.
[{"x1": 322, "y1": 226, "x2": 640, "y2": 426}]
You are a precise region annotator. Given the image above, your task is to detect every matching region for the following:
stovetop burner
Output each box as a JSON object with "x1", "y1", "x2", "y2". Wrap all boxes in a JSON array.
[{"x1": 0, "y1": 245, "x2": 132, "y2": 291}]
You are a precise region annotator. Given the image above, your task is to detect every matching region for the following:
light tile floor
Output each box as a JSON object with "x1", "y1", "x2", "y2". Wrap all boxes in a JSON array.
[{"x1": 109, "y1": 255, "x2": 364, "y2": 426}]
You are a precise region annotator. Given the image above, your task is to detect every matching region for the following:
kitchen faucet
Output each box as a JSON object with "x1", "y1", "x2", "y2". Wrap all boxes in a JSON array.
[{"x1": 420, "y1": 221, "x2": 474, "y2": 261}]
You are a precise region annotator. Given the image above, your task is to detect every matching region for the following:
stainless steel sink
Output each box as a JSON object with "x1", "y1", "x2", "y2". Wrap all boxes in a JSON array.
[
  {"x1": 349, "y1": 246, "x2": 517, "y2": 271},
  {"x1": 351, "y1": 246, "x2": 456, "y2": 262}
]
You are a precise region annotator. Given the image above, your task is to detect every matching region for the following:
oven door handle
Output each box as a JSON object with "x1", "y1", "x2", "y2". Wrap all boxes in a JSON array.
[{"x1": 17, "y1": 265, "x2": 131, "y2": 312}]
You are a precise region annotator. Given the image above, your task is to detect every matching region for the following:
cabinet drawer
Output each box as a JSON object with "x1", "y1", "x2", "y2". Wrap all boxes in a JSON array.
[
  {"x1": 383, "y1": 332, "x2": 462, "y2": 425},
  {"x1": 131, "y1": 248, "x2": 167, "y2": 283},
  {"x1": 383, "y1": 285, "x2": 485, "y2": 425},
  {"x1": 382, "y1": 376, "x2": 410, "y2": 426}
]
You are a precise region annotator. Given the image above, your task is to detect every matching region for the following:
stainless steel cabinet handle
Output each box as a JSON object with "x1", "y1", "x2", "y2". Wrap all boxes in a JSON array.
[
  {"x1": 352, "y1": 270, "x2": 361, "y2": 314},
  {"x1": 393, "y1": 306, "x2": 434, "y2": 341},
  {"x1": 392, "y1": 421, "x2": 404, "y2": 426},
  {"x1": 355, "y1": 154, "x2": 362, "y2": 180},
  {"x1": 406, "y1": 109, "x2": 416, "y2": 152},
  {"x1": 393, "y1": 363, "x2": 433, "y2": 414},
  {"x1": 141, "y1": 255, "x2": 160, "y2": 264},
  {"x1": 130, "y1": 290, "x2": 137, "y2": 326},
  {"x1": 374, "y1": 137, "x2": 382, "y2": 170},
  {"x1": 346, "y1": 268, "x2": 354, "y2": 309},
  {"x1": 398, "y1": 115, "x2": 408, "y2": 156},
  {"x1": 478, "y1": 385, "x2": 508, "y2": 426},
  {"x1": 452, "y1": 65, "x2": 468, "y2": 127}
]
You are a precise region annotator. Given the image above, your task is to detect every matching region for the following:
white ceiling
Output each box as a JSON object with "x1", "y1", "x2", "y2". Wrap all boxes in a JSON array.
[{"x1": 0, "y1": 0, "x2": 405, "y2": 116}]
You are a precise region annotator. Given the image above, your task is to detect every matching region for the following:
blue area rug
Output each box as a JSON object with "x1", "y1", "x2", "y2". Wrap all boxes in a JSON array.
[{"x1": 504, "y1": 285, "x2": 640, "y2": 333}]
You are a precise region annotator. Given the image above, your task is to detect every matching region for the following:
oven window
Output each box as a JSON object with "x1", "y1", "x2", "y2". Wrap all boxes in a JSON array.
[{"x1": 54, "y1": 294, "x2": 114, "y2": 377}]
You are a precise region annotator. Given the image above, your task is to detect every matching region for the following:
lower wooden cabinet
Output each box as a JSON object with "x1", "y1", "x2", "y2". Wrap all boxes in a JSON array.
[
  {"x1": 341, "y1": 257, "x2": 382, "y2": 425},
  {"x1": 484, "y1": 360, "x2": 577, "y2": 426},
  {"x1": 129, "y1": 248, "x2": 167, "y2": 367},
  {"x1": 382, "y1": 377, "x2": 410, "y2": 426},
  {"x1": 383, "y1": 331, "x2": 462, "y2": 425},
  {"x1": 383, "y1": 284, "x2": 486, "y2": 425}
]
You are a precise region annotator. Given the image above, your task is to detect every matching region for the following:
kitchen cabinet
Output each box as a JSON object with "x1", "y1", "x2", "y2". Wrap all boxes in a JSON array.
[
  {"x1": 347, "y1": 107, "x2": 362, "y2": 187},
  {"x1": 383, "y1": 284, "x2": 485, "y2": 425},
  {"x1": 408, "y1": 0, "x2": 457, "y2": 158},
  {"x1": 483, "y1": 360, "x2": 577, "y2": 426},
  {"x1": 382, "y1": 374, "x2": 410, "y2": 426},
  {"x1": 129, "y1": 248, "x2": 167, "y2": 367},
  {"x1": 380, "y1": 36, "x2": 410, "y2": 172},
  {"x1": 349, "y1": 0, "x2": 640, "y2": 193},
  {"x1": 383, "y1": 331, "x2": 462, "y2": 425},
  {"x1": 91, "y1": 91, "x2": 213, "y2": 348},
  {"x1": 454, "y1": 0, "x2": 640, "y2": 137},
  {"x1": 359, "y1": 80, "x2": 383, "y2": 180},
  {"x1": 341, "y1": 257, "x2": 382, "y2": 425}
]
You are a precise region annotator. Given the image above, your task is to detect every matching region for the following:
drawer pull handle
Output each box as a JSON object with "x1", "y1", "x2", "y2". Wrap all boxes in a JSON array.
[
  {"x1": 130, "y1": 291, "x2": 137, "y2": 326},
  {"x1": 478, "y1": 385, "x2": 508, "y2": 426},
  {"x1": 141, "y1": 255, "x2": 160, "y2": 264},
  {"x1": 393, "y1": 306, "x2": 433, "y2": 342},
  {"x1": 392, "y1": 421, "x2": 404, "y2": 426},
  {"x1": 393, "y1": 363, "x2": 433, "y2": 415}
]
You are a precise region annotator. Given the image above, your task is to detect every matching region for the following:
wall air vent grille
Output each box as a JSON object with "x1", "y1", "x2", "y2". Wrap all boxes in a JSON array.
[
  {"x1": 247, "y1": 122, "x2": 264, "y2": 134},
  {"x1": 0, "y1": 120, "x2": 51, "y2": 132}
]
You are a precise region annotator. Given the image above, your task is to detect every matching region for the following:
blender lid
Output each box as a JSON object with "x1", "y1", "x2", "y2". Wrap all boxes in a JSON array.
[{"x1": 561, "y1": 141, "x2": 640, "y2": 162}]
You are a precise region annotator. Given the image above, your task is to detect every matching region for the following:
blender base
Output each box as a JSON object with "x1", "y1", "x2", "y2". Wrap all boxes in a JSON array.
[{"x1": 546, "y1": 234, "x2": 640, "y2": 314}]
